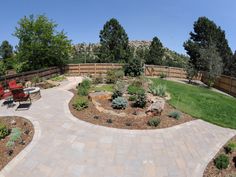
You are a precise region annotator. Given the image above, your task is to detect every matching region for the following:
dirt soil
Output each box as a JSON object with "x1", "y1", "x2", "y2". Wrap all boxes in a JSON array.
[
  {"x1": 203, "y1": 136, "x2": 236, "y2": 177},
  {"x1": 69, "y1": 90, "x2": 195, "y2": 130},
  {"x1": 0, "y1": 116, "x2": 34, "y2": 170}
]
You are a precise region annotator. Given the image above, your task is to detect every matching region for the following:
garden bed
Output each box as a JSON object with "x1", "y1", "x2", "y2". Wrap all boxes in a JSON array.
[
  {"x1": 204, "y1": 136, "x2": 236, "y2": 177},
  {"x1": 69, "y1": 89, "x2": 194, "y2": 130},
  {"x1": 0, "y1": 116, "x2": 34, "y2": 170}
]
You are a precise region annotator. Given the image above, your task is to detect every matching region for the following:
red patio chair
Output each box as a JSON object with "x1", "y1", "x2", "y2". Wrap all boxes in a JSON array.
[
  {"x1": 0, "y1": 84, "x2": 12, "y2": 100},
  {"x1": 8, "y1": 80, "x2": 23, "y2": 90},
  {"x1": 11, "y1": 88, "x2": 31, "y2": 110}
]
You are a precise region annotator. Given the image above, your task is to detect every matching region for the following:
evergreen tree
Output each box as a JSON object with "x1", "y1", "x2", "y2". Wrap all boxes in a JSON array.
[
  {"x1": 230, "y1": 51, "x2": 236, "y2": 77},
  {"x1": 0, "y1": 40, "x2": 13, "y2": 60},
  {"x1": 146, "y1": 37, "x2": 164, "y2": 65},
  {"x1": 99, "y1": 18, "x2": 130, "y2": 63},
  {"x1": 199, "y1": 42, "x2": 223, "y2": 87},
  {"x1": 14, "y1": 15, "x2": 72, "y2": 72},
  {"x1": 184, "y1": 17, "x2": 232, "y2": 73}
]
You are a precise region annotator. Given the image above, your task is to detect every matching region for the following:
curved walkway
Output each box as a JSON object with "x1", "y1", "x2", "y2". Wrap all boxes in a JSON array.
[{"x1": 0, "y1": 77, "x2": 235, "y2": 177}]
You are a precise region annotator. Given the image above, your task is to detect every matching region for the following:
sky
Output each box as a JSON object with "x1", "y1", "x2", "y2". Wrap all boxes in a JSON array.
[{"x1": 0, "y1": 0, "x2": 235, "y2": 54}]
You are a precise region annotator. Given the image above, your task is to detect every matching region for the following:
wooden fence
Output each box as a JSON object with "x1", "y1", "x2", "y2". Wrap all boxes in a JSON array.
[
  {"x1": 202, "y1": 74, "x2": 236, "y2": 97},
  {"x1": 0, "y1": 67, "x2": 60, "y2": 86},
  {"x1": 66, "y1": 63, "x2": 123, "y2": 75}
]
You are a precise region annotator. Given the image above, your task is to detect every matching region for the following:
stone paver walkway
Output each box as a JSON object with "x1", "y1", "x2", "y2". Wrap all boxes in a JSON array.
[{"x1": 0, "y1": 77, "x2": 235, "y2": 177}]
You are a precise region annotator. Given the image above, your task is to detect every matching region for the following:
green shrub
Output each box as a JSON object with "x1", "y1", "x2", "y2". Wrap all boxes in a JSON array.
[
  {"x1": 106, "y1": 69, "x2": 124, "y2": 84},
  {"x1": 134, "y1": 92, "x2": 147, "y2": 108},
  {"x1": 148, "y1": 117, "x2": 161, "y2": 127},
  {"x1": 127, "y1": 85, "x2": 145, "y2": 95},
  {"x1": 112, "y1": 97, "x2": 128, "y2": 109},
  {"x1": 73, "y1": 97, "x2": 89, "y2": 111},
  {"x1": 93, "y1": 75, "x2": 103, "y2": 84},
  {"x1": 115, "y1": 69, "x2": 124, "y2": 79},
  {"x1": 0, "y1": 123, "x2": 9, "y2": 139},
  {"x1": 168, "y1": 111, "x2": 181, "y2": 120},
  {"x1": 50, "y1": 75, "x2": 66, "y2": 82},
  {"x1": 6, "y1": 128, "x2": 22, "y2": 149},
  {"x1": 112, "y1": 81, "x2": 126, "y2": 100},
  {"x1": 214, "y1": 154, "x2": 229, "y2": 170},
  {"x1": 128, "y1": 95, "x2": 137, "y2": 101},
  {"x1": 0, "y1": 61, "x2": 6, "y2": 76},
  {"x1": 77, "y1": 79, "x2": 91, "y2": 96},
  {"x1": 124, "y1": 57, "x2": 143, "y2": 77},
  {"x1": 225, "y1": 142, "x2": 236, "y2": 154},
  {"x1": 31, "y1": 76, "x2": 42, "y2": 84},
  {"x1": 160, "y1": 72, "x2": 167, "y2": 79},
  {"x1": 149, "y1": 84, "x2": 166, "y2": 97}
]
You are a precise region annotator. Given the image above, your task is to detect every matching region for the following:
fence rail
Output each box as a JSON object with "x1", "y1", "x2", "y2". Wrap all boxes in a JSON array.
[{"x1": 0, "y1": 67, "x2": 60, "y2": 86}]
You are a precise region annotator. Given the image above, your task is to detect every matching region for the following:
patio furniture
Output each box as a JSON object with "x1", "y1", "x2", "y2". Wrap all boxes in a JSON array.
[
  {"x1": 11, "y1": 88, "x2": 31, "y2": 110},
  {"x1": 24, "y1": 87, "x2": 41, "y2": 101},
  {"x1": 0, "y1": 84, "x2": 13, "y2": 107},
  {"x1": 8, "y1": 80, "x2": 23, "y2": 90}
]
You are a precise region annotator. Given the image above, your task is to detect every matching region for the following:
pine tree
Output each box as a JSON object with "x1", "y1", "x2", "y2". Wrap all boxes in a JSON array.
[
  {"x1": 146, "y1": 37, "x2": 164, "y2": 65},
  {"x1": 184, "y1": 17, "x2": 232, "y2": 73},
  {"x1": 99, "y1": 18, "x2": 130, "y2": 63},
  {"x1": 0, "y1": 40, "x2": 13, "y2": 60}
]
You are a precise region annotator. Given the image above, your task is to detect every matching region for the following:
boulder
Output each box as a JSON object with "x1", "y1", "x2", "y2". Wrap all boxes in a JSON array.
[
  {"x1": 88, "y1": 91, "x2": 112, "y2": 101},
  {"x1": 146, "y1": 99, "x2": 165, "y2": 116}
]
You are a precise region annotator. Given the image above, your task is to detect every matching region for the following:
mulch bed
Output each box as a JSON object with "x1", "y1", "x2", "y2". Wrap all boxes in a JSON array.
[
  {"x1": 0, "y1": 116, "x2": 34, "y2": 170},
  {"x1": 204, "y1": 136, "x2": 236, "y2": 177},
  {"x1": 69, "y1": 90, "x2": 195, "y2": 130}
]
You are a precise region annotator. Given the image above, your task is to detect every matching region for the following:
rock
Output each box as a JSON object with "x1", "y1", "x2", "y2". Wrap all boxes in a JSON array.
[
  {"x1": 146, "y1": 99, "x2": 165, "y2": 116},
  {"x1": 88, "y1": 92, "x2": 112, "y2": 101},
  {"x1": 25, "y1": 81, "x2": 32, "y2": 87},
  {"x1": 146, "y1": 93, "x2": 159, "y2": 103},
  {"x1": 10, "y1": 120, "x2": 16, "y2": 125}
]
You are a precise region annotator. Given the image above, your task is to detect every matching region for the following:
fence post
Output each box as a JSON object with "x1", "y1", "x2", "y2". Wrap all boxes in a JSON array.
[
  {"x1": 78, "y1": 64, "x2": 80, "y2": 76},
  {"x1": 95, "y1": 63, "x2": 97, "y2": 76}
]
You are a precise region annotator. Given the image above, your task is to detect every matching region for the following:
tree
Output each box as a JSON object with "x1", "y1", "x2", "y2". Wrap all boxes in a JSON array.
[
  {"x1": 230, "y1": 51, "x2": 236, "y2": 77},
  {"x1": 0, "y1": 61, "x2": 6, "y2": 76},
  {"x1": 146, "y1": 37, "x2": 164, "y2": 65},
  {"x1": 124, "y1": 57, "x2": 143, "y2": 77},
  {"x1": 0, "y1": 40, "x2": 13, "y2": 60},
  {"x1": 199, "y1": 43, "x2": 223, "y2": 87},
  {"x1": 14, "y1": 15, "x2": 72, "y2": 72},
  {"x1": 99, "y1": 18, "x2": 130, "y2": 63},
  {"x1": 184, "y1": 17, "x2": 232, "y2": 73}
]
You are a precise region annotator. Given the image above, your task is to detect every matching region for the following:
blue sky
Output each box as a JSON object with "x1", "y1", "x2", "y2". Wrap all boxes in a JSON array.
[{"x1": 0, "y1": 0, "x2": 235, "y2": 54}]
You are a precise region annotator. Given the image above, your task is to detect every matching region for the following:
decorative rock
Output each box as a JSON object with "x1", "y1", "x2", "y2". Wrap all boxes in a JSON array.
[
  {"x1": 88, "y1": 92, "x2": 112, "y2": 101},
  {"x1": 25, "y1": 81, "x2": 32, "y2": 88},
  {"x1": 146, "y1": 99, "x2": 165, "y2": 116},
  {"x1": 10, "y1": 120, "x2": 16, "y2": 125}
]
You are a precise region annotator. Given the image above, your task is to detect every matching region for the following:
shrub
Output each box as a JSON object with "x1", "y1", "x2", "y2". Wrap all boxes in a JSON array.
[
  {"x1": 73, "y1": 97, "x2": 88, "y2": 111},
  {"x1": 160, "y1": 72, "x2": 167, "y2": 79},
  {"x1": 134, "y1": 92, "x2": 147, "y2": 108},
  {"x1": 115, "y1": 69, "x2": 124, "y2": 79},
  {"x1": 112, "y1": 81, "x2": 126, "y2": 100},
  {"x1": 106, "y1": 69, "x2": 124, "y2": 84},
  {"x1": 214, "y1": 154, "x2": 229, "y2": 170},
  {"x1": 31, "y1": 76, "x2": 42, "y2": 84},
  {"x1": 0, "y1": 123, "x2": 9, "y2": 139},
  {"x1": 124, "y1": 57, "x2": 143, "y2": 77},
  {"x1": 168, "y1": 111, "x2": 181, "y2": 120},
  {"x1": 6, "y1": 128, "x2": 22, "y2": 149},
  {"x1": 127, "y1": 85, "x2": 144, "y2": 95},
  {"x1": 50, "y1": 75, "x2": 66, "y2": 82},
  {"x1": 225, "y1": 142, "x2": 236, "y2": 154},
  {"x1": 93, "y1": 75, "x2": 103, "y2": 84},
  {"x1": 148, "y1": 117, "x2": 161, "y2": 127},
  {"x1": 149, "y1": 84, "x2": 166, "y2": 97},
  {"x1": 107, "y1": 119, "x2": 113, "y2": 124},
  {"x1": 112, "y1": 97, "x2": 128, "y2": 109},
  {"x1": 77, "y1": 79, "x2": 91, "y2": 96},
  {"x1": 128, "y1": 95, "x2": 137, "y2": 101}
]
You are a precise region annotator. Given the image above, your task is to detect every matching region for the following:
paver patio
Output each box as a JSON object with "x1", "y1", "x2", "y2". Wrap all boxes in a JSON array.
[{"x1": 0, "y1": 77, "x2": 235, "y2": 177}]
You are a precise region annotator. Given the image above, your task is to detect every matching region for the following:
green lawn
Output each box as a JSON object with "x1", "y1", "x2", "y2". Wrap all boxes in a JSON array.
[
  {"x1": 91, "y1": 84, "x2": 114, "y2": 92},
  {"x1": 152, "y1": 79, "x2": 236, "y2": 129}
]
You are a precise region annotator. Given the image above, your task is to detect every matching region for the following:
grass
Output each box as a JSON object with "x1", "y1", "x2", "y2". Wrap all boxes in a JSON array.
[
  {"x1": 91, "y1": 84, "x2": 114, "y2": 92},
  {"x1": 152, "y1": 78, "x2": 236, "y2": 129},
  {"x1": 50, "y1": 75, "x2": 66, "y2": 82}
]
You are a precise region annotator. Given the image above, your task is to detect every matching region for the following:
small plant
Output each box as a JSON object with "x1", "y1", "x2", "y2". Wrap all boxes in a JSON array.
[
  {"x1": 73, "y1": 97, "x2": 89, "y2": 111},
  {"x1": 0, "y1": 123, "x2": 9, "y2": 139},
  {"x1": 225, "y1": 142, "x2": 236, "y2": 154},
  {"x1": 107, "y1": 119, "x2": 113, "y2": 124},
  {"x1": 125, "y1": 122, "x2": 132, "y2": 126},
  {"x1": 127, "y1": 85, "x2": 144, "y2": 95},
  {"x1": 6, "y1": 128, "x2": 22, "y2": 154},
  {"x1": 214, "y1": 154, "x2": 229, "y2": 170},
  {"x1": 93, "y1": 74, "x2": 103, "y2": 84},
  {"x1": 112, "y1": 97, "x2": 128, "y2": 109},
  {"x1": 168, "y1": 111, "x2": 181, "y2": 120},
  {"x1": 128, "y1": 95, "x2": 137, "y2": 101},
  {"x1": 31, "y1": 76, "x2": 42, "y2": 84},
  {"x1": 106, "y1": 70, "x2": 117, "y2": 84},
  {"x1": 112, "y1": 81, "x2": 126, "y2": 100},
  {"x1": 160, "y1": 72, "x2": 167, "y2": 79},
  {"x1": 133, "y1": 91, "x2": 147, "y2": 108},
  {"x1": 148, "y1": 117, "x2": 161, "y2": 127},
  {"x1": 149, "y1": 84, "x2": 166, "y2": 97},
  {"x1": 77, "y1": 79, "x2": 91, "y2": 96},
  {"x1": 50, "y1": 75, "x2": 66, "y2": 82}
]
